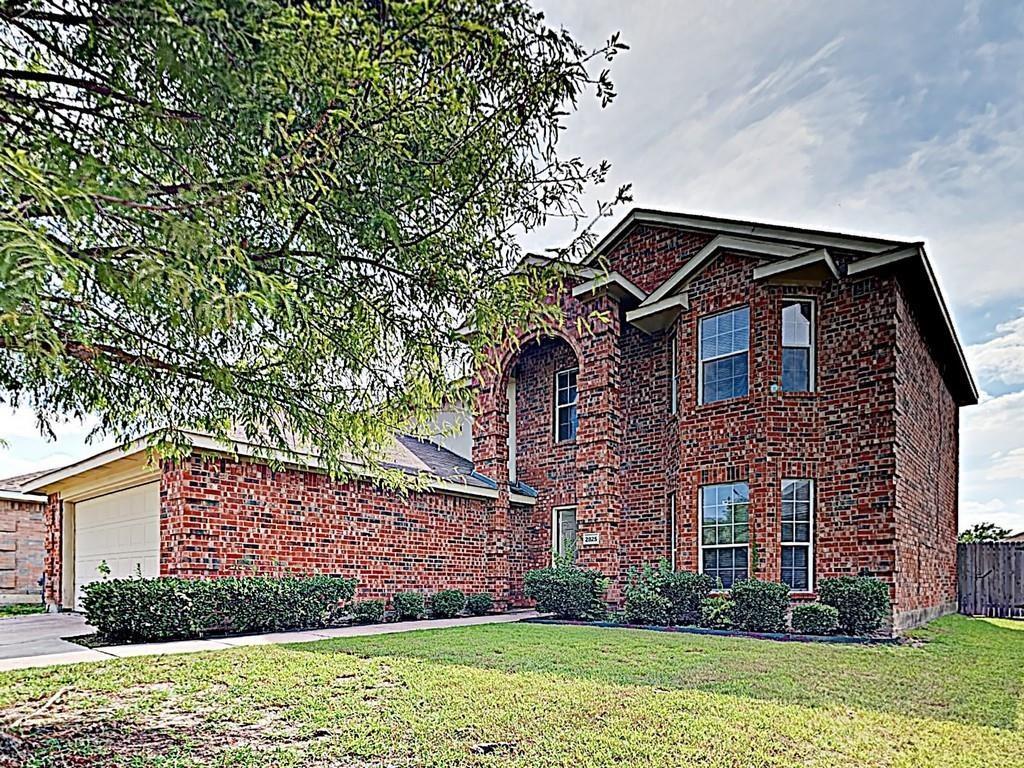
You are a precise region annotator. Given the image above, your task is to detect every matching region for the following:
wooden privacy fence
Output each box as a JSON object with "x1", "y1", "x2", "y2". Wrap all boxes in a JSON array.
[{"x1": 958, "y1": 542, "x2": 1024, "y2": 619}]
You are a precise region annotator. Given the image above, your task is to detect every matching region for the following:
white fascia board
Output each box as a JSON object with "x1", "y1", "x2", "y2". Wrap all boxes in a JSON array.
[
  {"x1": 845, "y1": 246, "x2": 920, "y2": 276},
  {"x1": 509, "y1": 492, "x2": 538, "y2": 506},
  {"x1": 625, "y1": 293, "x2": 690, "y2": 334},
  {"x1": 752, "y1": 249, "x2": 840, "y2": 281},
  {"x1": 0, "y1": 489, "x2": 47, "y2": 503},
  {"x1": 571, "y1": 271, "x2": 647, "y2": 302},
  {"x1": 643, "y1": 236, "x2": 808, "y2": 307},
  {"x1": 21, "y1": 438, "x2": 152, "y2": 493},
  {"x1": 583, "y1": 209, "x2": 906, "y2": 265}
]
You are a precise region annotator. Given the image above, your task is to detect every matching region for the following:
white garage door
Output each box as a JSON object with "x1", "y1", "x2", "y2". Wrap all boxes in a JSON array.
[{"x1": 74, "y1": 482, "x2": 160, "y2": 610}]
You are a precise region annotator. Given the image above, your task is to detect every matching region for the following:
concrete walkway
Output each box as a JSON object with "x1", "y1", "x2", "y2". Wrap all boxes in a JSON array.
[{"x1": 0, "y1": 611, "x2": 537, "y2": 672}]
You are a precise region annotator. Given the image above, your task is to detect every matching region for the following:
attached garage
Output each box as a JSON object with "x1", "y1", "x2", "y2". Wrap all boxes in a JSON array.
[{"x1": 72, "y1": 482, "x2": 160, "y2": 609}]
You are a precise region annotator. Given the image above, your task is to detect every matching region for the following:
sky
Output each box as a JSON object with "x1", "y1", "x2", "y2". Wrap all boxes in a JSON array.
[{"x1": 1, "y1": 1, "x2": 1022, "y2": 533}]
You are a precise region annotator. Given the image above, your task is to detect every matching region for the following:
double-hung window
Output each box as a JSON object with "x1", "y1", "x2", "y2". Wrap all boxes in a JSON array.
[
  {"x1": 552, "y1": 506, "x2": 578, "y2": 561},
  {"x1": 554, "y1": 368, "x2": 578, "y2": 442},
  {"x1": 699, "y1": 482, "x2": 750, "y2": 587},
  {"x1": 699, "y1": 307, "x2": 749, "y2": 404},
  {"x1": 782, "y1": 299, "x2": 814, "y2": 391},
  {"x1": 780, "y1": 479, "x2": 814, "y2": 591}
]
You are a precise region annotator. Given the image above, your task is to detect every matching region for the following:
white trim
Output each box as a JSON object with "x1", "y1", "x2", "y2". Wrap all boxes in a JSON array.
[
  {"x1": 669, "y1": 331, "x2": 678, "y2": 415},
  {"x1": 553, "y1": 367, "x2": 579, "y2": 443},
  {"x1": 0, "y1": 489, "x2": 47, "y2": 503},
  {"x1": 584, "y1": 209, "x2": 907, "y2": 267},
  {"x1": 551, "y1": 505, "x2": 578, "y2": 562},
  {"x1": 506, "y1": 376, "x2": 517, "y2": 484},
  {"x1": 668, "y1": 492, "x2": 677, "y2": 570},
  {"x1": 697, "y1": 305, "x2": 750, "y2": 406},
  {"x1": 624, "y1": 293, "x2": 689, "y2": 335},
  {"x1": 845, "y1": 246, "x2": 919, "y2": 275},
  {"x1": 21, "y1": 438, "x2": 151, "y2": 492},
  {"x1": 571, "y1": 271, "x2": 647, "y2": 303},
  {"x1": 752, "y1": 248, "x2": 840, "y2": 282},
  {"x1": 697, "y1": 482, "x2": 752, "y2": 584},
  {"x1": 509, "y1": 492, "x2": 537, "y2": 506},
  {"x1": 644, "y1": 235, "x2": 809, "y2": 307},
  {"x1": 780, "y1": 478, "x2": 815, "y2": 593},
  {"x1": 781, "y1": 297, "x2": 816, "y2": 392}
]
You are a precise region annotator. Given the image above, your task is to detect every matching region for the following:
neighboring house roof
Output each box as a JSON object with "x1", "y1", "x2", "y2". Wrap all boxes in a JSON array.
[
  {"x1": 1005, "y1": 531, "x2": 1024, "y2": 542},
  {"x1": 21, "y1": 429, "x2": 535, "y2": 505},
  {"x1": 579, "y1": 207, "x2": 977, "y2": 407},
  {"x1": 0, "y1": 470, "x2": 49, "y2": 503}
]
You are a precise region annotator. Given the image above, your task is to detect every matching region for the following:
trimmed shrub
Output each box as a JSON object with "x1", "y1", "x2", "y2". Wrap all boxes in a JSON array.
[
  {"x1": 699, "y1": 596, "x2": 734, "y2": 629},
  {"x1": 818, "y1": 576, "x2": 891, "y2": 635},
  {"x1": 524, "y1": 555, "x2": 608, "y2": 620},
  {"x1": 622, "y1": 561, "x2": 715, "y2": 626},
  {"x1": 430, "y1": 589, "x2": 467, "y2": 618},
  {"x1": 466, "y1": 593, "x2": 494, "y2": 616},
  {"x1": 352, "y1": 599, "x2": 386, "y2": 624},
  {"x1": 729, "y1": 579, "x2": 791, "y2": 633},
  {"x1": 392, "y1": 591, "x2": 427, "y2": 621},
  {"x1": 790, "y1": 603, "x2": 840, "y2": 635},
  {"x1": 82, "y1": 574, "x2": 357, "y2": 643}
]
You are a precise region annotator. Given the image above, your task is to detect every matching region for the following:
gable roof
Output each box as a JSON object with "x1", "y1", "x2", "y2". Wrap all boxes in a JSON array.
[
  {"x1": 0, "y1": 470, "x2": 49, "y2": 503},
  {"x1": 583, "y1": 208, "x2": 977, "y2": 406}
]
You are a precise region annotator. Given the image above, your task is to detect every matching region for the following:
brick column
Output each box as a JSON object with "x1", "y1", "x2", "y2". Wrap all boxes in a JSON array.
[
  {"x1": 43, "y1": 493, "x2": 62, "y2": 607},
  {"x1": 573, "y1": 295, "x2": 623, "y2": 598}
]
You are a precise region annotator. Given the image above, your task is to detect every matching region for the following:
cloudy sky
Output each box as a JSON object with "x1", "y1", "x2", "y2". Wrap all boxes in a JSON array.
[{"x1": 2, "y1": 1, "x2": 1022, "y2": 533}]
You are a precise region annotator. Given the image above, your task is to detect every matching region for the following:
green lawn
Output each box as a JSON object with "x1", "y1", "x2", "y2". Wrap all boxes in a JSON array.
[
  {"x1": 0, "y1": 615, "x2": 1021, "y2": 767},
  {"x1": 0, "y1": 603, "x2": 45, "y2": 618}
]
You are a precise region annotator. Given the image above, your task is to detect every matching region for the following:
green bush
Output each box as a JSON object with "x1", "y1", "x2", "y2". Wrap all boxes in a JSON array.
[
  {"x1": 82, "y1": 574, "x2": 357, "y2": 642},
  {"x1": 430, "y1": 589, "x2": 467, "y2": 618},
  {"x1": 466, "y1": 593, "x2": 494, "y2": 616},
  {"x1": 729, "y1": 579, "x2": 791, "y2": 632},
  {"x1": 524, "y1": 554, "x2": 608, "y2": 620},
  {"x1": 622, "y1": 561, "x2": 715, "y2": 626},
  {"x1": 352, "y1": 599, "x2": 386, "y2": 624},
  {"x1": 790, "y1": 603, "x2": 840, "y2": 635},
  {"x1": 818, "y1": 576, "x2": 891, "y2": 635},
  {"x1": 698, "y1": 595, "x2": 734, "y2": 629},
  {"x1": 392, "y1": 591, "x2": 427, "y2": 621}
]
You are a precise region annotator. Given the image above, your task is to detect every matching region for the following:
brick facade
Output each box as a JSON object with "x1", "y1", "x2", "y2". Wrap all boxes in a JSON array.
[{"x1": 0, "y1": 498, "x2": 45, "y2": 602}]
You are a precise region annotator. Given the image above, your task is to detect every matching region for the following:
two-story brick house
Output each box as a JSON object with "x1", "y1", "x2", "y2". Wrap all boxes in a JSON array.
[{"x1": 28, "y1": 209, "x2": 975, "y2": 631}]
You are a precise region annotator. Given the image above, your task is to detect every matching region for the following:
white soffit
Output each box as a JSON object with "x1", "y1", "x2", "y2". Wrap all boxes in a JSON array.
[
  {"x1": 571, "y1": 271, "x2": 647, "y2": 303},
  {"x1": 752, "y1": 249, "x2": 841, "y2": 283}
]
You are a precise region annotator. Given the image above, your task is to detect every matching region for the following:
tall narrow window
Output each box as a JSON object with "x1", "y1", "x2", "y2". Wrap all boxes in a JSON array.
[
  {"x1": 552, "y1": 506, "x2": 578, "y2": 561},
  {"x1": 667, "y1": 492, "x2": 677, "y2": 570},
  {"x1": 781, "y1": 479, "x2": 814, "y2": 591},
  {"x1": 699, "y1": 306, "x2": 749, "y2": 404},
  {"x1": 699, "y1": 482, "x2": 750, "y2": 587},
  {"x1": 669, "y1": 332, "x2": 678, "y2": 414},
  {"x1": 554, "y1": 368, "x2": 578, "y2": 442},
  {"x1": 782, "y1": 299, "x2": 814, "y2": 392},
  {"x1": 506, "y1": 376, "x2": 517, "y2": 483}
]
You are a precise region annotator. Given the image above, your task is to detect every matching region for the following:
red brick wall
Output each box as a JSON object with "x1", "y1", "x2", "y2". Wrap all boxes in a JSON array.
[
  {"x1": 0, "y1": 498, "x2": 45, "y2": 601},
  {"x1": 892, "y1": 282, "x2": 959, "y2": 629},
  {"x1": 159, "y1": 456, "x2": 498, "y2": 602},
  {"x1": 43, "y1": 494, "x2": 61, "y2": 605}
]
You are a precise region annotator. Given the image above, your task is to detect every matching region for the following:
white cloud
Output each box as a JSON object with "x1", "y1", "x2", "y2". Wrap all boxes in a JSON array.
[
  {"x1": 959, "y1": 497, "x2": 1024, "y2": 534},
  {"x1": 967, "y1": 313, "x2": 1024, "y2": 387}
]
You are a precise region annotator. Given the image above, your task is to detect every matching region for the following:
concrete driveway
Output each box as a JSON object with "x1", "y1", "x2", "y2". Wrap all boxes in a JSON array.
[{"x1": 0, "y1": 612, "x2": 96, "y2": 661}]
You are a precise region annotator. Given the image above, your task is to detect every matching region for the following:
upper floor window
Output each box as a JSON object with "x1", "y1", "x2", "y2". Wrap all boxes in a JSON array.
[
  {"x1": 554, "y1": 367, "x2": 578, "y2": 442},
  {"x1": 699, "y1": 306, "x2": 749, "y2": 404},
  {"x1": 668, "y1": 332, "x2": 678, "y2": 414},
  {"x1": 782, "y1": 299, "x2": 814, "y2": 392},
  {"x1": 780, "y1": 479, "x2": 814, "y2": 591},
  {"x1": 699, "y1": 481, "x2": 750, "y2": 588}
]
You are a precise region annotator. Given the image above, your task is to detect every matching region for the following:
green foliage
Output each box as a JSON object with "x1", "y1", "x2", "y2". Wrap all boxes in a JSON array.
[
  {"x1": 392, "y1": 592, "x2": 426, "y2": 621},
  {"x1": 958, "y1": 522, "x2": 1012, "y2": 543},
  {"x1": 818, "y1": 576, "x2": 892, "y2": 635},
  {"x1": 429, "y1": 589, "x2": 467, "y2": 619},
  {"x1": 524, "y1": 554, "x2": 608, "y2": 620},
  {"x1": 465, "y1": 593, "x2": 494, "y2": 616},
  {"x1": 82, "y1": 574, "x2": 356, "y2": 642},
  {"x1": 0, "y1": 1, "x2": 630, "y2": 475},
  {"x1": 698, "y1": 596, "x2": 734, "y2": 629},
  {"x1": 352, "y1": 599, "x2": 386, "y2": 625},
  {"x1": 622, "y1": 561, "x2": 713, "y2": 626},
  {"x1": 790, "y1": 603, "x2": 840, "y2": 635},
  {"x1": 729, "y1": 579, "x2": 791, "y2": 633}
]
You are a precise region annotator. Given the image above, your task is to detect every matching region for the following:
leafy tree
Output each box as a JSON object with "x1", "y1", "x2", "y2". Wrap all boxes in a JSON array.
[
  {"x1": 958, "y1": 522, "x2": 1012, "y2": 543},
  {"x1": 0, "y1": 1, "x2": 629, "y2": 479}
]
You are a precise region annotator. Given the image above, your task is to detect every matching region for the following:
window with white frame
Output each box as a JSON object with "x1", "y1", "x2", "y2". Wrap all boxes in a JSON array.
[
  {"x1": 780, "y1": 479, "x2": 813, "y2": 590},
  {"x1": 669, "y1": 332, "x2": 678, "y2": 414},
  {"x1": 782, "y1": 299, "x2": 814, "y2": 392},
  {"x1": 699, "y1": 482, "x2": 750, "y2": 587},
  {"x1": 667, "y1": 492, "x2": 677, "y2": 570},
  {"x1": 552, "y1": 506, "x2": 578, "y2": 561},
  {"x1": 554, "y1": 368, "x2": 578, "y2": 442},
  {"x1": 699, "y1": 306, "x2": 750, "y2": 404}
]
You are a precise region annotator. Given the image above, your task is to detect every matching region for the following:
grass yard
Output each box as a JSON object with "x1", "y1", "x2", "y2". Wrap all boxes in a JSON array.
[
  {"x1": 0, "y1": 615, "x2": 1021, "y2": 767},
  {"x1": 0, "y1": 604, "x2": 44, "y2": 619}
]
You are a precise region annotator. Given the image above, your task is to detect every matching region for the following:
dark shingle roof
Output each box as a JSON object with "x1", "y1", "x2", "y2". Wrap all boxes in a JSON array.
[{"x1": 0, "y1": 469, "x2": 51, "y2": 492}]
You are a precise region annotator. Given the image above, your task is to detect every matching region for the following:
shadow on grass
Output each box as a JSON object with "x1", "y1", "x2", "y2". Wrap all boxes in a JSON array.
[{"x1": 291, "y1": 614, "x2": 1024, "y2": 730}]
